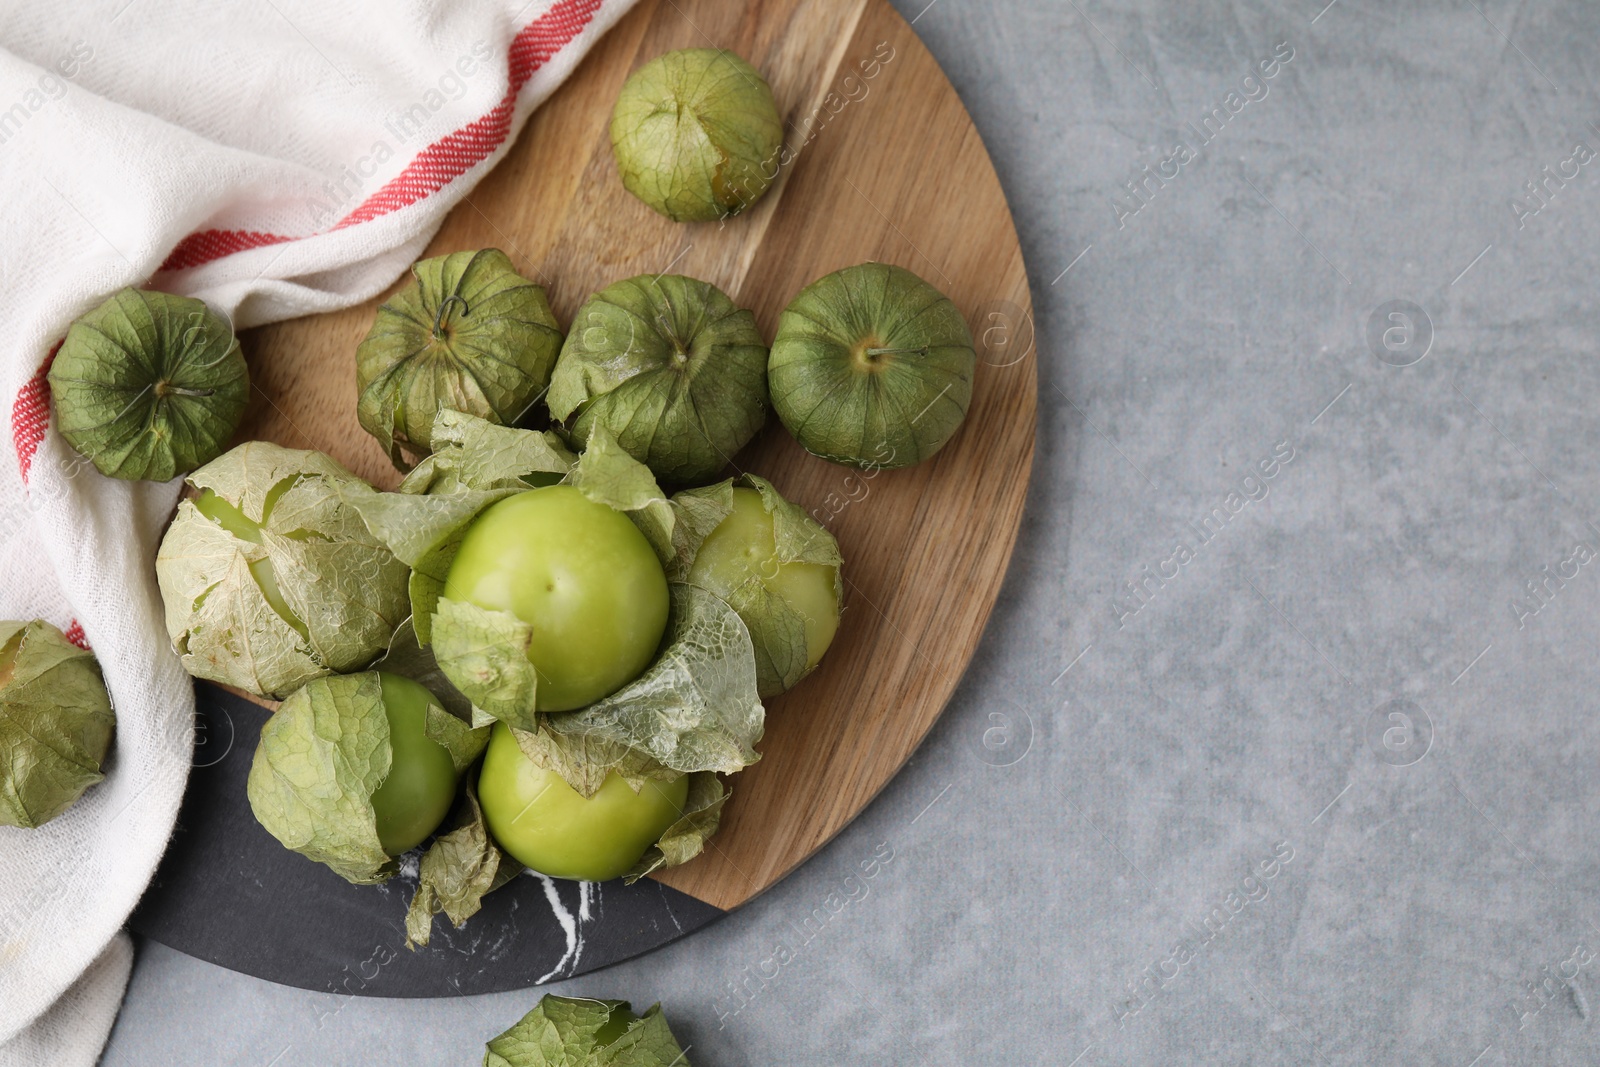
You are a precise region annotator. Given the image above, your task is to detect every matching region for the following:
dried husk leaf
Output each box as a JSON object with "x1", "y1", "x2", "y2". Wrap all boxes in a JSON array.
[
  {"x1": 509, "y1": 722, "x2": 677, "y2": 799},
  {"x1": 542, "y1": 584, "x2": 763, "y2": 776},
  {"x1": 622, "y1": 772, "x2": 727, "y2": 883},
  {"x1": 402, "y1": 407, "x2": 576, "y2": 496},
  {"x1": 484, "y1": 995, "x2": 689, "y2": 1067},
  {"x1": 404, "y1": 778, "x2": 520, "y2": 948},
  {"x1": 562, "y1": 424, "x2": 677, "y2": 565},
  {"x1": 431, "y1": 598, "x2": 540, "y2": 732},
  {"x1": 425, "y1": 701, "x2": 491, "y2": 774}
]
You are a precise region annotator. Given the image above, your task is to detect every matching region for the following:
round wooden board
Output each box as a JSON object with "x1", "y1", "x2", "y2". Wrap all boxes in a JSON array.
[{"x1": 134, "y1": 0, "x2": 1035, "y2": 989}]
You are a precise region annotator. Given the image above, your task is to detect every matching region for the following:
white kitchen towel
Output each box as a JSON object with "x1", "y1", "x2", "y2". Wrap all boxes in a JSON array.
[{"x1": 0, "y1": 2, "x2": 635, "y2": 1062}]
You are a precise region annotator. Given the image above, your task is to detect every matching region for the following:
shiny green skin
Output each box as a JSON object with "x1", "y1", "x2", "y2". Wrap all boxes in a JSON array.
[
  {"x1": 768, "y1": 263, "x2": 975, "y2": 470},
  {"x1": 478, "y1": 723, "x2": 689, "y2": 881},
  {"x1": 442, "y1": 486, "x2": 670, "y2": 712},
  {"x1": 549, "y1": 275, "x2": 768, "y2": 486},
  {"x1": 609, "y1": 48, "x2": 783, "y2": 222},
  {"x1": 50, "y1": 288, "x2": 248, "y2": 481},
  {"x1": 369, "y1": 673, "x2": 460, "y2": 856}
]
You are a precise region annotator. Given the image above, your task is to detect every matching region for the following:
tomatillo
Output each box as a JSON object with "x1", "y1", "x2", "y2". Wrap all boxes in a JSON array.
[
  {"x1": 609, "y1": 48, "x2": 783, "y2": 222},
  {"x1": 191, "y1": 489, "x2": 298, "y2": 635},
  {"x1": 370, "y1": 673, "x2": 461, "y2": 856},
  {"x1": 768, "y1": 262, "x2": 975, "y2": 469},
  {"x1": 442, "y1": 485, "x2": 670, "y2": 712},
  {"x1": 687, "y1": 486, "x2": 840, "y2": 696},
  {"x1": 247, "y1": 671, "x2": 472, "y2": 883},
  {"x1": 49, "y1": 288, "x2": 248, "y2": 482},
  {"x1": 157, "y1": 444, "x2": 411, "y2": 701},
  {"x1": 478, "y1": 723, "x2": 689, "y2": 881}
]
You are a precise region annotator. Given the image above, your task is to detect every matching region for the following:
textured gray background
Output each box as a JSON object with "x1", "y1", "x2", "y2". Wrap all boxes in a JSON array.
[{"x1": 104, "y1": 0, "x2": 1600, "y2": 1063}]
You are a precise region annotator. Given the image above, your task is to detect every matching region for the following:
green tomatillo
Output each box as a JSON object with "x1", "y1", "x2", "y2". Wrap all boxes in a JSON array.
[
  {"x1": 49, "y1": 288, "x2": 249, "y2": 482},
  {"x1": 0, "y1": 620, "x2": 115, "y2": 829},
  {"x1": 356, "y1": 249, "x2": 563, "y2": 468},
  {"x1": 768, "y1": 262, "x2": 975, "y2": 470},
  {"x1": 610, "y1": 48, "x2": 784, "y2": 222},
  {"x1": 548, "y1": 274, "x2": 768, "y2": 486},
  {"x1": 370, "y1": 672, "x2": 461, "y2": 855},
  {"x1": 246, "y1": 671, "x2": 487, "y2": 883},
  {"x1": 678, "y1": 478, "x2": 842, "y2": 698},
  {"x1": 155, "y1": 442, "x2": 411, "y2": 700},
  {"x1": 478, "y1": 722, "x2": 688, "y2": 882},
  {"x1": 440, "y1": 485, "x2": 670, "y2": 712}
]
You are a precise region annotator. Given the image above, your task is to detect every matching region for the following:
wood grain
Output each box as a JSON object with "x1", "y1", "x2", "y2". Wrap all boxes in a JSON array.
[{"x1": 237, "y1": 0, "x2": 1036, "y2": 912}]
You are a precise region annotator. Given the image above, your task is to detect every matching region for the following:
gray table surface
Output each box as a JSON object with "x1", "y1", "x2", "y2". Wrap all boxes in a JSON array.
[{"x1": 103, "y1": 0, "x2": 1600, "y2": 1063}]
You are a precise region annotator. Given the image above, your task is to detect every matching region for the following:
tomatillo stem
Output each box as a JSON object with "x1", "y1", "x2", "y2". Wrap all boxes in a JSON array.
[
  {"x1": 154, "y1": 380, "x2": 216, "y2": 399},
  {"x1": 432, "y1": 294, "x2": 471, "y2": 338}
]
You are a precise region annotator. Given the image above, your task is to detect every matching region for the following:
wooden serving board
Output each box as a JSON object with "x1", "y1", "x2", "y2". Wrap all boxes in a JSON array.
[{"x1": 133, "y1": 0, "x2": 1035, "y2": 990}]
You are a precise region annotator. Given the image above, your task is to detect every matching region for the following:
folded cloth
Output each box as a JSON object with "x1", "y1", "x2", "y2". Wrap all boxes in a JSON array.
[{"x1": 0, "y1": 2, "x2": 635, "y2": 1062}]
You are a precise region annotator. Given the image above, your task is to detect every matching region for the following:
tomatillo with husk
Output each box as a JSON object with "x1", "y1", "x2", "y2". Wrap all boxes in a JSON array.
[
  {"x1": 155, "y1": 442, "x2": 411, "y2": 700},
  {"x1": 49, "y1": 288, "x2": 248, "y2": 482},
  {"x1": 0, "y1": 620, "x2": 115, "y2": 829},
  {"x1": 680, "y1": 479, "x2": 842, "y2": 698},
  {"x1": 356, "y1": 249, "x2": 563, "y2": 469},
  {"x1": 610, "y1": 48, "x2": 783, "y2": 222},
  {"x1": 247, "y1": 671, "x2": 487, "y2": 883},
  {"x1": 768, "y1": 262, "x2": 975, "y2": 470},
  {"x1": 548, "y1": 274, "x2": 768, "y2": 486}
]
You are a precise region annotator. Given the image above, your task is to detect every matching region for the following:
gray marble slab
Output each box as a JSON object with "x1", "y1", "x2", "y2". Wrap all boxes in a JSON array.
[{"x1": 103, "y1": 0, "x2": 1600, "y2": 1062}]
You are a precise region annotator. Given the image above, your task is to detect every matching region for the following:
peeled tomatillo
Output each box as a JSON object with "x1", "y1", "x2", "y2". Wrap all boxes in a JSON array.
[
  {"x1": 478, "y1": 723, "x2": 689, "y2": 882},
  {"x1": 442, "y1": 485, "x2": 669, "y2": 712}
]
